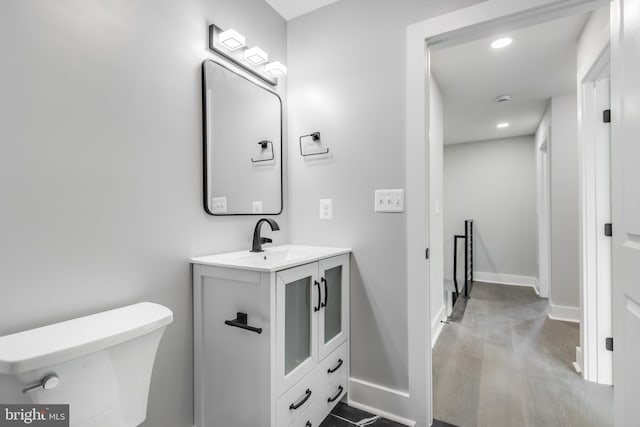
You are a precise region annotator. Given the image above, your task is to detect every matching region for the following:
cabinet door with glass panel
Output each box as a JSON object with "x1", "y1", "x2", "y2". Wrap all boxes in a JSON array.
[
  {"x1": 276, "y1": 262, "x2": 320, "y2": 394},
  {"x1": 275, "y1": 254, "x2": 349, "y2": 395},
  {"x1": 318, "y1": 255, "x2": 349, "y2": 360}
]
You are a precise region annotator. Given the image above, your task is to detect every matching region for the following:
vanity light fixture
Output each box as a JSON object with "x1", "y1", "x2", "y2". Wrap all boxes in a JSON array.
[
  {"x1": 497, "y1": 122, "x2": 510, "y2": 128},
  {"x1": 209, "y1": 24, "x2": 285, "y2": 86},
  {"x1": 491, "y1": 37, "x2": 512, "y2": 49},
  {"x1": 218, "y1": 29, "x2": 246, "y2": 51},
  {"x1": 265, "y1": 61, "x2": 287, "y2": 77},
  {"x1": 244, "y1": 47, "x2": 269, "y2": 65}
]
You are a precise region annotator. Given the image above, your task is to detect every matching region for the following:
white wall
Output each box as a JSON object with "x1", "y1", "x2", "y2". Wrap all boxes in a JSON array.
[
  {"x1": 0, "y1": 1, "x2": 286, "y2": 426},
  {"x1": 429, "y1": 75, "x2": 446, "y2": 341},
  {"x1": 443, "y1": 136, "x2": 538, "y2": 283},
  {"x1": 287, "y1": 0, "x2": 485, "y2": 397},
  {"x1": 577, "y1": 7, "x2": 610, "y2": 79},
  {"x1": 535, "y1": 94, "x2": 580, "y2": 311},
  {"x1": 550, "y1": 94, "x2": 581, "y2": 309}
]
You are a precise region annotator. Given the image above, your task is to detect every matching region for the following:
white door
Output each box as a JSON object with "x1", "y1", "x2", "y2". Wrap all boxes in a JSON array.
[
  {"x1": 611, "y1": 0, "x2": 640, "y2": 424},
  {"x1": 318, "y1": 254, "x2": 349, "y2": 360}
]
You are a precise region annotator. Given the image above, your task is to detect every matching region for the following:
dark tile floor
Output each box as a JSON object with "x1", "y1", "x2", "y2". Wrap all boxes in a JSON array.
[{"x1": 320, "y1": 402, "x2": 457, "y2": 426}]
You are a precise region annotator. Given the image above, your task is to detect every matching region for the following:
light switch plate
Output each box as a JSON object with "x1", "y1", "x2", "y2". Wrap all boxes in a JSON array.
[
  {"x1": 252, "y1": 201, "x2": 263, "y2": 214},
  {"x1": 374, "y1": 189, "x2": 405, "y2": 213},
  {"x1": 211, "y1": 197, "x2": 228, "y2": 213},
  {"x1": 319, "y1": 199, "x2": 333, "y2": 220}
]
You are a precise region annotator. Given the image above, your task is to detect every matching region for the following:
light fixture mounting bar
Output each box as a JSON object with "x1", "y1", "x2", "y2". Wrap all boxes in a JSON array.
[{"x1": 208, "y1": 24, "x2": 278, "y2": 86}]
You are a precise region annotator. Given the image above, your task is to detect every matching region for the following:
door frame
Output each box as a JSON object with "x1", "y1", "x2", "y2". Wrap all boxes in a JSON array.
[
  {"x1": 537, "y1": 135, "x2": 552, "y2": 298},
  {"x1": 577, "y1": 39, "x2": 613, "y2": 384},
  {"x1": 405, "y1": 0, "x2": 611, "y2": 425}
]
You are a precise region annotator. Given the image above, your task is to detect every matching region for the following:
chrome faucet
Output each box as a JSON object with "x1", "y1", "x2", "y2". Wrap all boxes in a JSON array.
[{"x1": 251, "y1": 218, "x2": 280, "y2": 252}]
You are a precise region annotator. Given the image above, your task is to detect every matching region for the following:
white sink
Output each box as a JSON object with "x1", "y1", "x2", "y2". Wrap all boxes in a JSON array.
[{"x1": 190, "y1": 245, "x2": 351, "y2": 272}]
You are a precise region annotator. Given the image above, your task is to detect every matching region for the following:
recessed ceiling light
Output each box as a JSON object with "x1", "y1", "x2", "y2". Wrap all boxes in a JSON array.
[
  {"x1": 497, "y1": 122, "x2": 510, "y2": 128},
  {"x1": 491, "y1": 37, "x2": 512, "y2": 49}
]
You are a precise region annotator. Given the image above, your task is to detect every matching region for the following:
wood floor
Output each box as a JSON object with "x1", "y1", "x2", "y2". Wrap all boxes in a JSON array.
[{"x1": 433, "y1": 282, "x2": 613, "y2": 427}]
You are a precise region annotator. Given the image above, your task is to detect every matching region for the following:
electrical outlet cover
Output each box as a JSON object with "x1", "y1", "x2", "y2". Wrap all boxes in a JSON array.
[
  {"x1": 319, "y1": 199, "x2": 333, "y2": 220},
  {"x1": 252, "y1": 201, "x2": 263, "y2": 214},
  {"x1": 211, "y1": 197, "x2": 228, "y2": 214}
]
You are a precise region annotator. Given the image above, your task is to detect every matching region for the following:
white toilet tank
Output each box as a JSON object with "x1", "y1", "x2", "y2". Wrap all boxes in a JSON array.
[{"x1": 0, "y1": 302, "x2": 173, "y2": 427}]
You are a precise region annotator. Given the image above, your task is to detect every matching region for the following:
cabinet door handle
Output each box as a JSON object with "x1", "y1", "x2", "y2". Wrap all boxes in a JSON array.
[
  {"x1": 327, "y1": 385, "x2": 344, "y2": 403},
  {"x1": 327, "y1": 358, "x2": 343, "y2": 374},
  {"x1": 314, "y1": 281, "x2": 321, "y2": 312},
  {"x1": 321, "y1": 277, "x2": 328, "y2": 308},
  {"x1": 289, "y1": 388, "x2": 312, "y2": 410}
]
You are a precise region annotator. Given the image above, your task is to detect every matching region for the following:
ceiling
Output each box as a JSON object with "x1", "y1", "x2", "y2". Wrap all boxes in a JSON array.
[
  {"x1": 265, "y1": 0, "x2": 340, "y2": 20},
  {"x1": 431, "y1": 12, "x2": 589, "y2": 145}
]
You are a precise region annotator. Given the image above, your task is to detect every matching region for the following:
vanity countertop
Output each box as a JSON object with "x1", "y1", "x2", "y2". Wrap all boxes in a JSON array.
[{"x1": 190, "y1": 244, "x2": 351, "y2": 272}]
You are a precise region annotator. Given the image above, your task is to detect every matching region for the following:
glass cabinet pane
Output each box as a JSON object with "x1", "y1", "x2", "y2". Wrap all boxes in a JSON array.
[
  {"x1": 324, "y1": 266, "x2": 342, "y2": 344},
  {"x1": 285, "y1": 276, "x2": 311, "y2": 374}
]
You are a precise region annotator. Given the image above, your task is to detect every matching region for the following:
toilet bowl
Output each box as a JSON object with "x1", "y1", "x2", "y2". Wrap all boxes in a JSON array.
[{"x1": 0, "y1": 302, "x2": 173, "y2": 427}]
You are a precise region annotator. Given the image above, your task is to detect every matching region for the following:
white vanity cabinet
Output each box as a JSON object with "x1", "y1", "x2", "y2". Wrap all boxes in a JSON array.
[{"x1": 192, "y1": 246, "x2": 350, "y2": 427}]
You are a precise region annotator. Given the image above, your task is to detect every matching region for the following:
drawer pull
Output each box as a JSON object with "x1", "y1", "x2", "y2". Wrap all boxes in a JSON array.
[
  {"x1": 327, "y1": 385, "x2": 344, "y2": 403},
  {"x1": 327, "y1": 358, "x2": 343, "y2": 374},
  {"x1": 224, "y1": 312, "x2": 262, "y2": 334},
  {"x1": 289, "y1": 388, "x2": 312, "y2": 410}
]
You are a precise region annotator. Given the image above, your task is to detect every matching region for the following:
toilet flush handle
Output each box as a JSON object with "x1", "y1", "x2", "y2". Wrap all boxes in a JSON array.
[{"x1": 22, "y1": 374, "x2": 59, "y2": 394}]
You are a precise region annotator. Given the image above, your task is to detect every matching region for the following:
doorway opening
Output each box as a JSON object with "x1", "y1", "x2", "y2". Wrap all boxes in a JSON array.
[{"x1": 404, "y1": 1, "x2": 615, "y2": 426}]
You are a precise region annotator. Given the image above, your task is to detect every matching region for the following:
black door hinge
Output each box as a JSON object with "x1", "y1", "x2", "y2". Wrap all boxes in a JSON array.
[
  {"x1": 425, "y1": 248, "x2": 430, "y2": 259},
  {"x1": 603, "y1": 109, "x2": 611, "y2": 123},
  {"x1": 605, "y1": 223, "x2": 613, "y2": 237},
  {"x1": 606, "y1": 337, "x2": 613, "y2": 351}
]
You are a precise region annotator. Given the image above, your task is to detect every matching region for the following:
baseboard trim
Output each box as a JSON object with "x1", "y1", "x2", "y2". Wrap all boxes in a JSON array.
[
  {"x1": 431, "y1": 304, "x2": 446, "y2": 348},
  {"x1": 532, "y1": 278, "x2": 540, "y2": 296},
  {"x1": 347, "y1": 378, "x2": 415, "y2": 426},
  {"x1": 474, "y1": 272, "x2": 538, "y2": 288},
  {"x1": 548, "y1": 303, "x2": 580, "y2": 323},
  {"x1": 573, "y1": 346, "x2": 583, "y2": 375}
]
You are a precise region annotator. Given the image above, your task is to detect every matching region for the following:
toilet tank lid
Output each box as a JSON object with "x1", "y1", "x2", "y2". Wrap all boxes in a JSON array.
[{"x1": 0, "y1": 302, "x2": 173, "y2": 375}]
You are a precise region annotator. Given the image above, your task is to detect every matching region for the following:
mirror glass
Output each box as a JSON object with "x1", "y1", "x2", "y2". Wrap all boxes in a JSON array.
[{"x1": 202, "y1": 59, "x2": 282, "y2": 215}]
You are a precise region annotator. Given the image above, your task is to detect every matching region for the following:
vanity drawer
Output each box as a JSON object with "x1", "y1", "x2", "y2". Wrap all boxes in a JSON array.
[
  {"x1": 287, "y1": 351, "x2": 348, "y2": 427},
  {"x1": 318, "y1": 342, "x2": 347, "y2": 385},
  {"x1": 322, "y1": 373, "x2": 348, "y2": 413},
  {"x1": 287, "y1": 389, "x2": 330, "y2": 427},
  {"x1": 277, "y1": 368, "x2": 323, "y2": 427}
]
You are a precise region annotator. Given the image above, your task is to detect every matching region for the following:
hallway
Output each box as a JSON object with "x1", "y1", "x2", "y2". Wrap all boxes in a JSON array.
[{"x1": 433, "y1": 283, "x2": 613, "y2": 427}]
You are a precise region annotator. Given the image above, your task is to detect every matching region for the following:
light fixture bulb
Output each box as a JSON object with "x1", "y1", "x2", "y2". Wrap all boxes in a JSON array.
[
  {"x1": 265, "y1": 61, "x2": 287, "y2": 77},
  {"x1": 244, "y1": 47, "x2": 269, "y2": 65},
  {"x1": 219, "y1": 29, "x2": 246, "y2": 51},
  {"x1": 491, "y1": 37, "x2": 513, "y2": 49},
  {"x1": 497, "y1": 122, "x2": 510, "y2": 128}
]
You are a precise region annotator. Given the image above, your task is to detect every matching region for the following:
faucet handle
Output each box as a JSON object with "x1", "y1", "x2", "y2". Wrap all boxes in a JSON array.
[{"x1": 260, "y1": 237, "x2": 273, "y2": 244}]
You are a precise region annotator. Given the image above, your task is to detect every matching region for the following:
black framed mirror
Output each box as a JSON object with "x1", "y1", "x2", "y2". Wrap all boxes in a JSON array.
[{"x1": 202, "y1": 58, "x2": 283, "y2": 215}]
